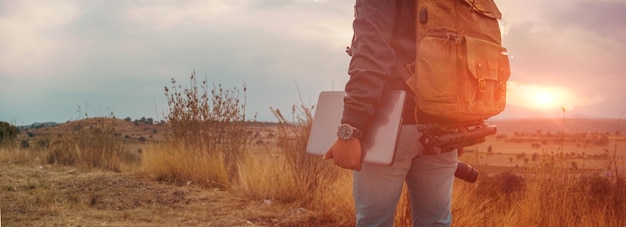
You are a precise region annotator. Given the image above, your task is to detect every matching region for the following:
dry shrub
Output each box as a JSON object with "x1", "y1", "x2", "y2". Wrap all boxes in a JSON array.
[
  {"x1": 0, "y1": 121, "x2": 19, "y2": 146},
  {"x1": 143, "y1": 72, "x2": 250, "y2": 187},
  {"x1": 475, "y1": 172, "x2": 526, "y2": 199},
  {"x1": 47, "y1": 139, "x2": 78, "y2": 166},
  {"x1": 45, "y1": 117, "x2": 123, "y2": 172}
]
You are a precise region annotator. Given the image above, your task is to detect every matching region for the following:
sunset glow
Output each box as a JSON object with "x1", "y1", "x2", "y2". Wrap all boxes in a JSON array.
[
  {"x1": 506, "y1": 81, "x2": 602, "y2": 112},
  {"x1": 528, "y1": 89, "x2": 560, "y2": 110}
]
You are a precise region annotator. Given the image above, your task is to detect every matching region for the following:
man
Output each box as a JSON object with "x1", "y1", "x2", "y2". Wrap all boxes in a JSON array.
[{"x1": 323, "y1": 1, "x2": 458, "y2": 226}]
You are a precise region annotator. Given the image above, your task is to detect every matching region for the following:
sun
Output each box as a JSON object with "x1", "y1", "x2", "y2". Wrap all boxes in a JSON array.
[
  {"x1": 530, "y1": 91, "x2": 558, "y2": 109},
  {"x1": 506, "y1": 81, "x2": 604, "y2": 113},
  {"x1": 506, "y1": 82, "x2": 574, "y2": 111}
]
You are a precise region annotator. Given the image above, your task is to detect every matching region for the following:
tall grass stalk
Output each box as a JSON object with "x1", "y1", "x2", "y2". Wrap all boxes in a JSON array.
[
  {"x1": 236, "y1": 152, "x2": 300, "y2": 201},
  {"x1": 610, "y1": 109, "x2": 626, "y2": 226},
  {"x1": 142, "y1": 143, "x2": 229, "y2": 188},
  {"x1": 259, "y1": 104, "x2": 355, "y2": 223},
  {"x1": 0, "y1": 147, "x2": 39, "y2": 165}
]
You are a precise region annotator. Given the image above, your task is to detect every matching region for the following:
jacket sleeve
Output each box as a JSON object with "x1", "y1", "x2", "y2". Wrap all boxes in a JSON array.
[{"x1": 342, "y1": 0, "x2": 398, "y2": 131}]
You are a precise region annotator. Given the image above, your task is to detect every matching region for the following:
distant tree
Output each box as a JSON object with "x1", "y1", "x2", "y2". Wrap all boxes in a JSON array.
[
  {"x1": 0, "y1": 121, "x2": 19, "y2": 144},
  {"x1": 124, "y1": 117, "x2": 132, "y2": 122},
  {"x1": 146, "y1": 118, "x2": 154, "y2": 125}
]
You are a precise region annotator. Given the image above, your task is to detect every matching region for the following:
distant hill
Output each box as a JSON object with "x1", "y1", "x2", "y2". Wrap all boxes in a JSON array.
[
  {"x1": 17, "y1": 117, "x2": 625, "y2": 135},
  {"x1": 487, "y1": 118, "x2": 625, "y2": 133},
  {"x1": 18, "y1": 122, "x2": 58, "y2": 130},
  {"x1": 18, "y1": 117, "x2": 166, "y2": 143}
]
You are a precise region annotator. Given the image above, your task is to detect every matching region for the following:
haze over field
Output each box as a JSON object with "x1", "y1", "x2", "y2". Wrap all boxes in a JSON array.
[{"x1": 1, "y1": 0, "x2": 625, "y2": 125}]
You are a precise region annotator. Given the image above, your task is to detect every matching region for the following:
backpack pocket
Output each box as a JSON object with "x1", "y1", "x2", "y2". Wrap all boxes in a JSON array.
[
  {"x1": 413, "y1": 35, "x2": 460, "y2": 118},
  {"x1": 412, "y1": 35, "x2": 510, "y2": 122},
  {"x1": 463, "y1": 36, "x2": 510, "y2": 118}
]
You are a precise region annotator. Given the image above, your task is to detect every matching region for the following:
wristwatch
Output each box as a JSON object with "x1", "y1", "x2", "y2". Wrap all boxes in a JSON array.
[{"x1": 337, "y1": 123, "x2": 362, "y2": 140}]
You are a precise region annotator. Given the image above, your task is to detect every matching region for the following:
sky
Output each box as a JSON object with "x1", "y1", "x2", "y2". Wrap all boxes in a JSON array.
[{"x1": 1, "y1": 0, "x2": 625, "y2": 125}]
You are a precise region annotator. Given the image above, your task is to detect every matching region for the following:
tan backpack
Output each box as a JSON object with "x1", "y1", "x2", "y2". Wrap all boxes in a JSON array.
[{"x1": 405, "y1": 0, "x2": 511, "y2": 123}]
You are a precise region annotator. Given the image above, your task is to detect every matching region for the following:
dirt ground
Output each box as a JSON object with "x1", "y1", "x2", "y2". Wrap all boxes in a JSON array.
[{"x1": 0, "y1": 163, "x2": 320, "y2": 227}]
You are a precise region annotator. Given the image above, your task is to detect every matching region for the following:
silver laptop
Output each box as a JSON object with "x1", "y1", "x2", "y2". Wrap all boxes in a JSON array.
[{"x1": 306, "y1": 90, "x2": 406, "y2": 166}]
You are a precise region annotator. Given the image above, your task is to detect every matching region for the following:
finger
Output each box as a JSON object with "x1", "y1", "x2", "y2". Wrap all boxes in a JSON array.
[
  {"x1": 322, "y1": 147, "x2": 333, "y2": 160},
  {"x1": 353, "y1": 158, "x2": 362, "y2": 171}
]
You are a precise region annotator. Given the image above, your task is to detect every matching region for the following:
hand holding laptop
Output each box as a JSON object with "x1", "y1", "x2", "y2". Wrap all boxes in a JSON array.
[
  {"x1": 323, "y1": 138, "x2": 362, "y2": 171},
  {"x1": 306, "y1": 90, "x2": 406, "y2": 166}
]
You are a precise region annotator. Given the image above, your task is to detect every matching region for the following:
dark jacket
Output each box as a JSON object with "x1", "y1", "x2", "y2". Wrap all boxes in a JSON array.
[{"x1": 342, "y1": 0, "x2": 417, "y2": 131}]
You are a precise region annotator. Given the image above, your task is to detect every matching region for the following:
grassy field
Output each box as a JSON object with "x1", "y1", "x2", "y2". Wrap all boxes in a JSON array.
[
  {"x1": 1, "y1": 76, "x2": 625, "y2": 226},
  {"x1": 2, "y1": 116, "x2": 625, "y2": 226}
]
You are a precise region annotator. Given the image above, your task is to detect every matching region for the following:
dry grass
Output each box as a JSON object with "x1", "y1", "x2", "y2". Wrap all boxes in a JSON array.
[
  {"x1": 236, "y1": 151, "x2": 298, "y2": 200},
  {"x1": 257, "y1": 107, "x2": 626, "y2": 226},
  {"x1": 451, "y1": 156, "x2": 626, "y2": 227},
  {"x1": 141, "y1": 142, "x2": 230, "y2": 188},
  {"x1": 141, "y1": 75, "x2": 355, "y2": 225},
  {"x1": 3, "y1": 74, "x2": 625, "y2": 226},
  {"x1": 0, "y1": 147, "x2": 40, "y2": 165},
  {"x1": 5, "y1": 115, "x2": 626, "y2": 227},
  {"x1": 43, "y1": 117, "x2": 127, "y2": 172},
  {"x1": 234, "y1": 104, "x2": 355, "y2": 225},
  {"x1": 69, "y1": 98, "x2": 626, "y2": 226}
]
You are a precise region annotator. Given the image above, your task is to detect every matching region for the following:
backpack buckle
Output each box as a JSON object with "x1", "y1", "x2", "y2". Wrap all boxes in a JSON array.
[
  {"x1": 446, "y1": 33, "x2": 462, "y2": 43},
  {"x1": 499, "y1": 82, "x2": 506, "y2": 95},
  {"x1": 478, "y1": 79, "x2": 487, "y2": 92}
]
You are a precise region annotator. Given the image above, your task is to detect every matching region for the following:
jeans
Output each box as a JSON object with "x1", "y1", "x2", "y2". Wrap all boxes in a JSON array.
[{"x1": 353, "y1": 125, "x2": 458, "y2": 227}]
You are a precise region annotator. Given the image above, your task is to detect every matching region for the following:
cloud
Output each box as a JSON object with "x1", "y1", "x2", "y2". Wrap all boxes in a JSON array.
[
  {"x1": 2, "y1": 0, "x2": 621, "y2": 124},
  {"x1": 124, "y1": 1, "x2": 239, "y2": 31},
  {"x1": 547, "y1": 0, "x2": 626, "y2": 45},
  {"x1": 0, "y1": 0, "x2": 355, "y2": 124},
  {"x1": 0, "y1": 0, "x2": 81, "y2": 77}
]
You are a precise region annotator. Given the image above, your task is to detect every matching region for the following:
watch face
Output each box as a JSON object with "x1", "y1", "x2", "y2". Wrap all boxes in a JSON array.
[{"x1": 337, "y1": 124, "x2": 354, "y2": 140}]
